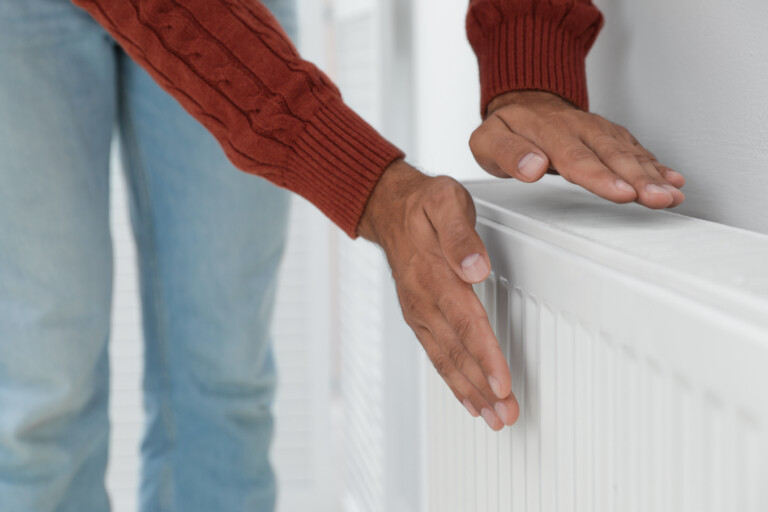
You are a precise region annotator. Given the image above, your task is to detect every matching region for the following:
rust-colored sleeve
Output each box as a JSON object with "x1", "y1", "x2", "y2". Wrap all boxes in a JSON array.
[
  {"x1": 72, "y1": 0, "x2": 404, "y2": 237},
  {"x1": 467, "y1": 0, "x2": 604, "y2": 116}
]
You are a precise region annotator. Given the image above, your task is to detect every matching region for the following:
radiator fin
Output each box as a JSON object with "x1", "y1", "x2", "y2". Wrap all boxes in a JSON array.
[{"x1": 427, "y1": 252, "x2": 768, "y2": 511}]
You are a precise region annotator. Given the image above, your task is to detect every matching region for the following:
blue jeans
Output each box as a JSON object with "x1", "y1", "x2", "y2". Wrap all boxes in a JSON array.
[{"x1": 0, "y1": 0, "x2": 296, "y2": 510}]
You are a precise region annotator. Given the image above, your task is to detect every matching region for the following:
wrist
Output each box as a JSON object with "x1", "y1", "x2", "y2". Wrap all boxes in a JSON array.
[
  {"x1": 487, "y1": 90, "x2": 576, "y2": 117},
  {"x1": 358, "y1": 159, "x2": 427, "y2": 246}
]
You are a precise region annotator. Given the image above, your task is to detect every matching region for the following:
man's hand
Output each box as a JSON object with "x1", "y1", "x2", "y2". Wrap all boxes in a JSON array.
[
  {"x1": 359, "y1": 160, "x2": 519, "y2": 430},
  {"x1": 470, "y1": 91, "x2": 686, "y2": 208}
]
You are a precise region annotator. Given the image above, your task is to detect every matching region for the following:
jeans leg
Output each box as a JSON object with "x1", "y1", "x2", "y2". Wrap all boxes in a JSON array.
[
  {"x1": 116, "y1": 32, "x2": 291, "y2": 512},
  {"x1": 0, "y1": 3, "x2": 116, "y2": 511}
]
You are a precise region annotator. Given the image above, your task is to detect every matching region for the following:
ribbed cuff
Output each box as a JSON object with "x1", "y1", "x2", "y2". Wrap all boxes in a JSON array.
[
  {"x1": 474, "y1": 15, "x2": 590, "y2": 117},
  {"x1": 287, "y1": 95, "x2": 404, "y2": 238}
]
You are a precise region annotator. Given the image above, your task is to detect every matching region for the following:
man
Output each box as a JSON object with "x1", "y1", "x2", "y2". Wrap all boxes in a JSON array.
[{"x1": 0, "y1": 0, "x2": 685, "y2": 510}]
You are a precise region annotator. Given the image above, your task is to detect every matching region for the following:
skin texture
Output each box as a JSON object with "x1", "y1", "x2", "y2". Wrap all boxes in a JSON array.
[
  {"x1": 359, "y1": 90, "x2": 686, "y2": 431},
  {"x1": 472, "y1": 90, "x2": 686, "y2": 207},
  {"x1": 358, "y1": 160, "x2": 519, "y2": 431}
]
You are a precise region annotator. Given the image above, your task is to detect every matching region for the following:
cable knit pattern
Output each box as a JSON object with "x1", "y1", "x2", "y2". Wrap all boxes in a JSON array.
[
  {"x1": 72, "y1": 0, "x2": 603, "y2": 235},
  {"x1": 467, "y1": 0, "x2": 603, "y2": 116},
  {"x1": 72, "y1": 0, "x2": 403, "y2": 237}
]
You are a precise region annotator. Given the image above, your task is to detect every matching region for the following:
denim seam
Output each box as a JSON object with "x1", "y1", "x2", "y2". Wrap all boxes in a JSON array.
[{"x1": 119, "y1": 85, "x2": 177, "y2": 512}]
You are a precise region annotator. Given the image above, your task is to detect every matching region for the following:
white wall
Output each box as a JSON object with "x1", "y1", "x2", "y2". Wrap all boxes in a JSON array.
[
  {"x1": 412, "y1": 0, "x2": 768, "y2": 235},
  {"x1": 587, "y1": 0, "x2": 768, "y2": 235},
  {"x1": 329, "y1": 2, "x2": 423, "y2": 511},
  {"x1": 412, "y1": 0, "x2": 485, "y2": 182}
]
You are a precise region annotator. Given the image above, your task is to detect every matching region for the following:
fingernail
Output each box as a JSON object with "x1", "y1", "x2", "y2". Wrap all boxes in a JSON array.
[
  {"x1": 488, "y1": 375, "x2": 503, "y2": 399},
  {"x1": 480, "y1": 408, "x2": 497, "y2": 429},
  {"x1": 645, "y1": 183, "x2": 672, "y2": 197},
  {"x1": 494, "y1": 402, "x2": 509, "y2": 425},
  {"x1": 463, "y1": 399, "x2": 479, "y2": 417},
  {"x1": 614, "y1": 179, "x2": 635, "y2": 194},
  {"x1": 518, "y1": 153, "x2": 546, "y2": 180},
  {"x1": 663, "y1": 169, "x2": 684, "y2": 183},
  {"x1": 661, "y1": 184, "x2": 679, "y2": 194},
  {"x1": 461, "y1": 253, "x2": 489, "y2": 283}
]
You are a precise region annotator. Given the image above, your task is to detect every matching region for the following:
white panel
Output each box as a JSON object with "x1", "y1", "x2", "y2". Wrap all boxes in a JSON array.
[
  {"x1": 412, "y1": 0, "x2": 483, "y2": 181},
  {"x1": 339, "y1": 237, "x2": 386, "y2": 512},
  {"x1": 333, "y1": 4, "x2": 385, "y2": 511},
  {"x1": 333, "y1": 2, "x2": 422, "y2": 512},
  {"x1": 107, "y1": 146, "x2": 144, "y2": 512},
  {"x1": 426, "y1": 178, "x2": 768, "y2": 512},
  {"x1": 271, "y1": 197, "x2": 334, "y2": 512}
]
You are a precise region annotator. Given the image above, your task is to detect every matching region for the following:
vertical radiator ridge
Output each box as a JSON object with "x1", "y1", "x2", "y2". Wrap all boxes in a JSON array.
[{"x1": 425, "y1": 178, "x2": 768, "y2": 512}]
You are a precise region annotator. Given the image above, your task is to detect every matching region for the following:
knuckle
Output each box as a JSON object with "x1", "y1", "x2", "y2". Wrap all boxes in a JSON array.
[
  {"x1": 468, "y1": 127, "x2": 483, "y2": 154},
  {"x1": 436, "y1": 293, "x2": 457, "y2": 316},
  {"x1": 447, "y1": 344, "x2": 468, "y2": 370},
  {"x1": 411, "y1": 324, "x2": 432, "y2": 344},
  {"x1": 635, "y1": 152, "x2": 654, "y2": 165},
  {"x1": 564, "y1": 145, "x2": 595, "y2": 164},
  {"x1": 432, "y1": 355, "x2": 453, "y2": 378},
  {"x1": 452, "y1": 314, "x2": 479, "y2": 343},
  {"x1": 492, "y1": 136, "x2": 522, "y2": 161},
  {"x1": 616, "y1": 124, "x2": 633, "y2": 139},
  {"x1": 427, "y1": 176, "x2": 464, "y2": 205},
  {"x1": 558, "y1": 109, "x2": 588, "y2": 128},
  {"x1": 602, "y1": 145, "x2": 632, "y2": 164},
  {"x1": 443, "y1": 220, "x2": 474, "y2": 248},
  {"x1": 611, "y1": 122, "x2": 628, "y2": 133},
  {"x1": 619, "y1": 126, "x2": 639, "y2": 144},
  {"x1": 432, "y1": 175, "x2": 457, "y2": 189},
  {"x1": 438, "y1": 289, "x2": 479, "y2": 319},
  {"x1": 398, "y1": 288, "x2": 427, "y2": 320}
]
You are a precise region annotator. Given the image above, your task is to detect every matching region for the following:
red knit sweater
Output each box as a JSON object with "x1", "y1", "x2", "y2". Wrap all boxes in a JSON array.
[{"x1": 71, "y1": 0, "x2": 602, "y2": 237}]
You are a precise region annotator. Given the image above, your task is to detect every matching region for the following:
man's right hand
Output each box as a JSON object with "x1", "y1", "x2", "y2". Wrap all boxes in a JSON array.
[{"x1": 358, "y1": 160, "x2": 519, "y2": 431}]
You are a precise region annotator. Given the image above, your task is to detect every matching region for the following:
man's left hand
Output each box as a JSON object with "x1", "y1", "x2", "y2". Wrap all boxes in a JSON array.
[{"x1": 469, "y1": 90, "x2": 686, "y2": 209}]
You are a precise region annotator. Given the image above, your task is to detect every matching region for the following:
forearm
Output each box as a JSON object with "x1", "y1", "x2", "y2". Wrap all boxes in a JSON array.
[
  {"x1": 72, "y1": 0, "x2": 403, "y2": 237},
  {"x1": 466, "y1": 0, "x2": 604, "y2": 115}
]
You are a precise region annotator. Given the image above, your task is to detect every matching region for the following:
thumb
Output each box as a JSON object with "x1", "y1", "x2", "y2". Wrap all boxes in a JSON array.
[
  {"x1": 469, "y1": 116, "x2": 550, "y2": 182},
  {"x1": 424, "y1": 177, "x2": 491, "y2": 284}
]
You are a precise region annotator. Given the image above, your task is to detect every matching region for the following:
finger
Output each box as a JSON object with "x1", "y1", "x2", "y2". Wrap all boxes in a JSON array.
[
  {"x1": 531, "y1": 135, "x2": 640, "y2": 203},
  {"x1": 401, "y1": 273, "x2": 518, "y2": 427},
  {"x1": 493, "y1": 111, "x2": 640, "y2": 202},
  {"x1": 619, "y1": 133, "x2": 687, "y2": 190},
  {"x1": 582, "y1": 134, "x2": 679, "y2": 209},
  {"x1": 429, "y1": 312, "x2": 519, "y2": 425},
  {"x1": 417, "y1": 327, "x2": 505, "y2": 430},
  {"x1": 423, "y1": 178, "x2": 491, "y2": 284},
  {"x1": 436, "y1": 284, "x2": 512, "y2": 401},
  {"x1": 493, "y1": 115, "x2": 637, "y2": 202},
  {"x1": 469, "y1": 116, "x2": 550, "y2": 182},
  {"x1": 446, "y1": 366, "x2": 519, "y2": 429},
  {"x1": 636, "y1": 154, "x2": 686, "y2": 208},
  {"x1": 658, "y1": 165, "x2": 686, "y2": 188}
]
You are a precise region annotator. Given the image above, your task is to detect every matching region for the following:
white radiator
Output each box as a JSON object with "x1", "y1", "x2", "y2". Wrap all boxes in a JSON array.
[{"x1": 425, "y1": 178, "x2": 768, "y2": 512}]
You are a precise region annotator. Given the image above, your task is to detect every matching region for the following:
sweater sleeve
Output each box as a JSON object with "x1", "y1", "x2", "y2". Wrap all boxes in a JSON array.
[
  {"x1": 466, "y1": 0, "x2": 604, "y2": 116},
  {"x1": 71, "y1": 0, "x2": 404, "y2": 238}
]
